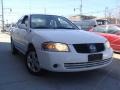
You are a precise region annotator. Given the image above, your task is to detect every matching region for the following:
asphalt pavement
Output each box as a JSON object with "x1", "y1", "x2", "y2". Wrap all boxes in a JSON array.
[{"x1": 0, "y1": 32, "x2": 120, "y2": 90}]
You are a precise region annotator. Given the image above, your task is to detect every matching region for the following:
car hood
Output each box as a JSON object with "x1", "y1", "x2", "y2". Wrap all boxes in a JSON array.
[{"x1": 32, "y1": 29, "x2": 106, "y2": 44}]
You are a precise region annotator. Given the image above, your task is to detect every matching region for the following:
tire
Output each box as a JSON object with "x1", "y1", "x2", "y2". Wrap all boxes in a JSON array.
[
  {"x1": 11, "y1": 38, "x2": 18, "y2": 55},
  {"x1": 26, "y1": 49, "x2": 42, "y2": 75}
]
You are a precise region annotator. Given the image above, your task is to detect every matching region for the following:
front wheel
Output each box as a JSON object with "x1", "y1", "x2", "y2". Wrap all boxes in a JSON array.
[{"x1": 26, "y1": 50, "x2": 42, "y2": 75}]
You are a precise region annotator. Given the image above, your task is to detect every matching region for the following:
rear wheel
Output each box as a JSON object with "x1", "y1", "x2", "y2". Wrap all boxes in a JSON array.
[{"x1": 26, "y1": 49, "x2": 42, "y2": 75}]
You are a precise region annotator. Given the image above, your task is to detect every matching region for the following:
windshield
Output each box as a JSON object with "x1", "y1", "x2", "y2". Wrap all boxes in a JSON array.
[
  {"x1": 30, "y1": 15, "x2": 78, "y2": 30},
  {"x1": 96, "y1": 20, "x2": 110, "y2": 25}
]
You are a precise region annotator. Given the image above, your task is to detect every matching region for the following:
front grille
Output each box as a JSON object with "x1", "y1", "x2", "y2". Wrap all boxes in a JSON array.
[
  {"x1": 64, "y1": 59, "x2": 111, "y2": 69},
  {"x1": 73, "y1": 43, "x2": 105, "y2": 53}
]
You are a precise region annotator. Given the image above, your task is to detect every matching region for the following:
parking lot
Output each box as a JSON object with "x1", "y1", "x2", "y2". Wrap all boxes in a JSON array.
[{"x1": 0, "y1": 33, "x2": 120, "y2": 90}]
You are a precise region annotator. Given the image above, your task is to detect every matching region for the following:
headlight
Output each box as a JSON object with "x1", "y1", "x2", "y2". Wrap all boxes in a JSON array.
[
  {"x1": 42, "y1": 42, "x2": 69, "y2": 52},
  {"x1": 105, "y1": 41, "x2": 111, "y2": 48}
]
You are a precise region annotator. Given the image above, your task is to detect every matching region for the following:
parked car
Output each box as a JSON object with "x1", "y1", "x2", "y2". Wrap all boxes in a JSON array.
[
  {"x1": 10, "y1": 14, "x2": 113, "y2": 75},
  {"x1": 73, "y1": 20, "x2": 96, "y2": 31},
  {"x1": 73, "y1": 19, "x2": 110, "y2": 31},
  {"x1": 89, "y1": 25, "x2": 120, "y2": 52}
]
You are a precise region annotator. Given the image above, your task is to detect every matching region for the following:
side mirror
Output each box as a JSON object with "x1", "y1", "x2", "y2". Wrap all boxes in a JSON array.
[{"x1": 18, "y1": 24, "x2": 27, "y2": 30}]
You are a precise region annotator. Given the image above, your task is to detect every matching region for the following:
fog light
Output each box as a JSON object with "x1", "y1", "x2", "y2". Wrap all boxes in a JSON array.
[{"x1": 53, "y1": 64, "x2": 58, "y2": 68}]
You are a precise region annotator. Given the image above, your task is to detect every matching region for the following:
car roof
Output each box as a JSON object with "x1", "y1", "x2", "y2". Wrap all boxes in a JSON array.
[{"x1": 25, "y1": 14, "x2": 62, "y2": 17}]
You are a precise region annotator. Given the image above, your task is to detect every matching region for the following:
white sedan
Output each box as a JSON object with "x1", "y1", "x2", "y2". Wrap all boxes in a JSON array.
[{"x1": 10, "y1": 14, "x2": 113, "y2": 75}]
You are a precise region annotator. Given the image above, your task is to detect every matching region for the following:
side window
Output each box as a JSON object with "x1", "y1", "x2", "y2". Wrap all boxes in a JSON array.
[{"x1": 21, "y1": 16, "x2": 28, "y2": 26}]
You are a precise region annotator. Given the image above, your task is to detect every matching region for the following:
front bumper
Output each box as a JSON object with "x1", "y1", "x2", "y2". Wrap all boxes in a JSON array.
[{"x1": 36, "y1": 48, "x2": 113, "y2": 72}]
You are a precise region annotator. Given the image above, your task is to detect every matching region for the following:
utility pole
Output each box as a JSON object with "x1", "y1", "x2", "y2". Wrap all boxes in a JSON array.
[
  {"x1": 105, "y1": 7, "x2": 108, "y2": 18},
  {"x1": 1, "y1": 0, "x2": 4, "y2": 32},
  {"x1": 80, "y1": 0, "x2": 82, "y2": 15},
  {"x1": 73, "y1": 0, "x2": 83, "y2": 15}
]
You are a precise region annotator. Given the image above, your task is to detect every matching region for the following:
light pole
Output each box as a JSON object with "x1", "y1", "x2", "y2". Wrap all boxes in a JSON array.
[
  {"x1": 1, "y1": 0, "x2": 4, "y2": 32},
  {"x1": 80, "y1": 0, "x2": 82, "y2": 15},
  {"x1": 105, "y1": 7, "x2": 108, "y2": 18},
  {"x1": 74, "y1": 0, "x2": 82, "y2": 16}
]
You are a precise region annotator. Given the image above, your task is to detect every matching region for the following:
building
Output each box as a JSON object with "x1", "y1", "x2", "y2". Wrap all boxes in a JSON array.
[{"x1": 69, "y1": 15, "x2": 96, "y2": 21}]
